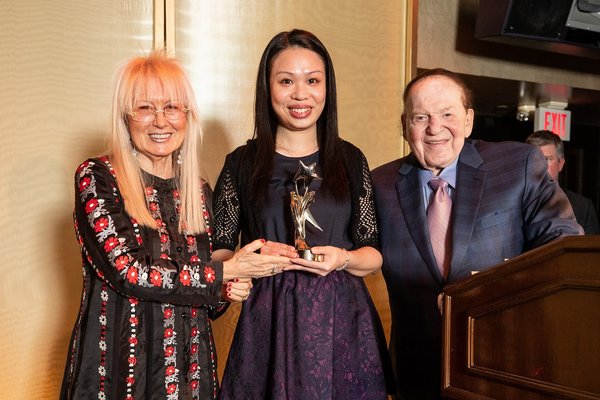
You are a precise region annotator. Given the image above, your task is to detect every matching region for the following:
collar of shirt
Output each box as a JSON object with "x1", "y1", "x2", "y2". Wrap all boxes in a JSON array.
[{"x1": 419, "y1": 158, "x2": 458, "y2": 211}]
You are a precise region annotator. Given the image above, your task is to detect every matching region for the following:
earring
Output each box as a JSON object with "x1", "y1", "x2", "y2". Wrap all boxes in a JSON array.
[
  {"x1": 177, "y1": 152, "x2": 183, "y2": 165},
  {"x1": 132, "y1": 148, "x2": 138, "y2": 158}
]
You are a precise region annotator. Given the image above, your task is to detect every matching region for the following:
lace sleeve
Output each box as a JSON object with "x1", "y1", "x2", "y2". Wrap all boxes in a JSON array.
[
  {"x1": 213, "y1": 154, "x2": 241, "y2": 251},
  {"x1": 350, "y1": 149, "x2": 380, "y2": 249}
]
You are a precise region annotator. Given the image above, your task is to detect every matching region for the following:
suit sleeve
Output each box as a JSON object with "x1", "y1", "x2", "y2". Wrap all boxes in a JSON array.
[{"x1": 522, "y1": 148, "x2": 583, "y2": 249}]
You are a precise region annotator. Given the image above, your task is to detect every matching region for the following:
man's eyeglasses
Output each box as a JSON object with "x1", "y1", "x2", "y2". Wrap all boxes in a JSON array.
[{"x1": 128, "y1": 104, "x2": 189, "y2": 123}]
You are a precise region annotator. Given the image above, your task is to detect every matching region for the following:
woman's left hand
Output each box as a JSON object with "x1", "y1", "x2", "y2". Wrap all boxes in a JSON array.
[
  {"x1": 222, "y1": 278, "x2": 253, "y2": 303},
  {"x1": 286, "y1": 246, "x2": 349, "y2": 277},
  {"x1": 260, "y1": 240, "x2": 298, "y2": 258}
]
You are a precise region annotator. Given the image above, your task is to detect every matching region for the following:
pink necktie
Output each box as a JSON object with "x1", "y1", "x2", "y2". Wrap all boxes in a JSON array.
[{"x1": 428, "y1": 177, "x2": 452, "y2": 278}]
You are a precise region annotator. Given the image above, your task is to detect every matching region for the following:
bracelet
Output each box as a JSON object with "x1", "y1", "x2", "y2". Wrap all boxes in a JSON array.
[{"x1": 336, "y1": 248, "x2": 350, "y2": 271}]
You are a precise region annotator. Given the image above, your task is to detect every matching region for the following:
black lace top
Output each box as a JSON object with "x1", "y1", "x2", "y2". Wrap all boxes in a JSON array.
[{"x1": 213, "y1": 139, "x2": 379, "y2": 251}]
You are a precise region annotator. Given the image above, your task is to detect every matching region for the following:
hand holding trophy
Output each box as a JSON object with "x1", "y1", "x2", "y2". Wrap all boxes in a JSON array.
[{"x1": 290, "y1": 160, "x2": 324, "y2": 261}]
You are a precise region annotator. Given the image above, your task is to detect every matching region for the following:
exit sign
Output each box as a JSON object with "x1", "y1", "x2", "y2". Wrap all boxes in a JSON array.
[{"x1": 534, "y1": 107, "x2": 571, "y2": 141}]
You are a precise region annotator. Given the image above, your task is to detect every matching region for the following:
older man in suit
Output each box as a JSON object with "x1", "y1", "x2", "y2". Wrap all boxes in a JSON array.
[{"x1": 371, "y1": 68, "x2": 583, "y2": 400}]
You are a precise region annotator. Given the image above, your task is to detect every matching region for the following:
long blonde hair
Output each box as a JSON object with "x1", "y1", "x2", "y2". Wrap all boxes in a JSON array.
[{"x1": 108, "y1": 50, "x2": 206, "y2": 234}]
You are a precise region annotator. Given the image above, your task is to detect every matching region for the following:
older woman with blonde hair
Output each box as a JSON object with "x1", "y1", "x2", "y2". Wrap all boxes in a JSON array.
[{"x1": 61, "y1": 50, "x2": 291, "y2": 400}]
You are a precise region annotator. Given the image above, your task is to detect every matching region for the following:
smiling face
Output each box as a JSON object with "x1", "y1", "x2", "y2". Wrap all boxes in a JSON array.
[
  {"x1": 402, "y1": 75, "x2": 474, "y2": 175},
  {"x1": 127, "y1": 78, "x2": 187, "y2": 174},
  {"x1": 269, "y1": 47, "x2": 326, "y2": 137}
]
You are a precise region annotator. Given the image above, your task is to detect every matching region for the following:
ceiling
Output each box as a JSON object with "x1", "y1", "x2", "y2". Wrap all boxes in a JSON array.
[{"x1": 455, "y1": 72, "x2": 600, "y2": 127}]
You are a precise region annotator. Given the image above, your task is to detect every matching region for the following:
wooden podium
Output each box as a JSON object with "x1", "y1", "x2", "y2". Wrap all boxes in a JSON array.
[{"x1": 442, "y1": 236, "x2": 600, "y2": 400}]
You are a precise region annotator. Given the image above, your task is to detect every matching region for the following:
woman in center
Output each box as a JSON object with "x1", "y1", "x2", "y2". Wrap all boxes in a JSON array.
[{"x1": 213, "y1": 29, "x2": 392, "y2": 399}]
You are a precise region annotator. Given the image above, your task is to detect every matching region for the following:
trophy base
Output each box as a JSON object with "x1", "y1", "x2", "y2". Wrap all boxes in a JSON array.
[{"x1": 298, "y1": 249, "x2": 324, "y2": 262}]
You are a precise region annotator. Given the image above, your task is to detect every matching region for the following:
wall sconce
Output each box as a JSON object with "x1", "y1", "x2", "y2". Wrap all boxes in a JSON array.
[{"x1": 516, "y1": 104, "x2": 536, "y2": 122}]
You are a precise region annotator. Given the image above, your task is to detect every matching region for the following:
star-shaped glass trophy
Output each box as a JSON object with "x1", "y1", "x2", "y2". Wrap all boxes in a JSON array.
[{"x1": 290, "y1": 160, "x2": 324, "y2": 261}]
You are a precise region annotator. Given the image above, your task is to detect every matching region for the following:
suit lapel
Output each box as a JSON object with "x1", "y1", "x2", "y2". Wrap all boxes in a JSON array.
[
  {"x1": 397, "y1": 156, "x2": 445, "y2": 285},
  {"x1": 449, "y1": 141, "x2": 486, "y2": 280}
]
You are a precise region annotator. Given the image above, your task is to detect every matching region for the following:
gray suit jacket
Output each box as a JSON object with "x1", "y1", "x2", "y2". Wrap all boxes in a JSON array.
[
  {"x1": 371, "y1": 139, "x2": 582, "y2": 400},
  {"x1": 564, "y1": 187, "x2": 599, "y2": 234}
]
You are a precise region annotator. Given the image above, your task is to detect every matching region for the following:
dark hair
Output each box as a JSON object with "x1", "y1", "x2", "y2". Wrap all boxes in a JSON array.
[
  {"x1": 402, "y1": 68, "x2": 474, "y2": 113},
  {"x1": 525, "y1": 130, "x2": 565, "y2": 158},
  {"x1": 251, "y1": 29, "x2": 348, "y2": 203}
]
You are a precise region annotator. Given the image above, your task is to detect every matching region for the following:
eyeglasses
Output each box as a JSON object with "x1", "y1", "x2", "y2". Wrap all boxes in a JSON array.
[{"x1": 128, "y1": 104, "x2": 189, "y2": 123}]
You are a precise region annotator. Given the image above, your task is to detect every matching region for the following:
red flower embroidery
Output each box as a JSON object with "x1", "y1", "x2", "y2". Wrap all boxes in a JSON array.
[
  {"x1": 191, "y1": 327, "x2": 198, "y2": 337},
  {"x1": 173, "y1": 189, "x2": 180, "y2": 198},
  {"x1": 129, "y1": 298, "x2": 139, "y2": 305},
  {"x1": 160, "y1": 253, "x2": 169, "y2": 260},
  {"x1": 187, "y1": 236, "x2": 195, "y2": 246},
  {"x1": 129, "y1": 316, "x2": 138, "y2": 325},
  {"x1": 103, "y1": 237, "x2": 119, "y2": 253},
  {"x1": 180, "y1": 270, "x2": 191, "y2": 286},
  {"x1": 149, "y1": 202, "x2": 158, "y2": 212},
  {"x1": 127, "y1": 266, "x2": 138, "y2": 284},
  {"x1": 189, "y1": 362, "x2": 198, "y2": 372},
  {"x1": 149, "y1": 270, "x2": 162, "y2": 287},
  {"x1": 191, "y1": 308, "x2": 198, "y2": 317},
  {"x1": 190, "y1": 380, "x2": 198, "y2": 390},
  {"x1": 165, "y1": 346, "x2": 174, "y2": 357},
  {"x1": 164, "y1": 328, "x2": 174, "y2": 338},
  {"x1": 128, "y1": 356, "x2": 137, "y2": 366},
  {"x1": 85, "y1": 199, "x2": 99, "y2": 213},
  {"x1": 115, "y1": 255, "x2": 129, "y2": 271},
  {"x1": 128, "y1": 336, "x2": 138, "y2": 345},
  {"x1": 79, "y1": 177, "x2": 91, "y2": 192},
  {"x1": 94, "y1": 217, "x2": 109, "y2": 232},
  {"x1": 190, "y1": 255, "x2": 199, "y2": 263},
  {"x1": 204, "y1": 266, "x2": 216, "y2": 284},
  {"x1": 166, "y1": 365, "x2": 176, "y2": 376},
  {"x1": 167, "y1": 384, "x2": 177, "y2": 395},
  {"x1": 155, "y1": 218, "x2": 164, "y2": 227},
  {"x1": 126, "y1": 376, "x2": 135, "y2": 385},
  {"x1": 145, "y1": 187, "x2": 154, "y2": 196},
  {"x1": 190, "y1": 344, "x2": 198, "y2": 354},
  {"x1": 163, "y1": 308, "x2": 173, "y2": 319},
  {"x1": 160, "y1": 234, "x2": 168, "y2": 244}
]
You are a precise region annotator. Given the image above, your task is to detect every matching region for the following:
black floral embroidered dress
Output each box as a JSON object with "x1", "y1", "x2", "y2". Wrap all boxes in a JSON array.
[{"x1": 61, "y1": 157, "x2": 226, "y2": 400}]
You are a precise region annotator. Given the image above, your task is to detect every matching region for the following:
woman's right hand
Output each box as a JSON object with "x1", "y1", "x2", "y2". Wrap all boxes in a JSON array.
[
  {"x1": 222, "y1": 239, "x2": 293, "y2": 281},
  {"x1": 222, "y1": 278, "x2": 253, "y2": 302}
]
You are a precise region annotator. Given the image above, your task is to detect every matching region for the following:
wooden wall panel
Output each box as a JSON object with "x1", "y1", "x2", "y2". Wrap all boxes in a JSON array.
[
  {"x1": 0, "y1": 1, "x2": 154, "y2": 398},
  {"x1": 173, "y1": 0, "x2": 412, "y2": 380}
]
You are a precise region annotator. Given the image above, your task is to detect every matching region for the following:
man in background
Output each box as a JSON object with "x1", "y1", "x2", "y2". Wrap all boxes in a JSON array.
[{"x1": 526, "y1": 130, "x2": 599, "y2": 234}]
